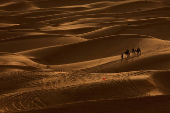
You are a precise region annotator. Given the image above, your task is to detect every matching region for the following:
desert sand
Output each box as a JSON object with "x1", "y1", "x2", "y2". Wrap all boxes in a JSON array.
[{"x1": 0, "y1": 0, "x2": 170, "y2": 113}]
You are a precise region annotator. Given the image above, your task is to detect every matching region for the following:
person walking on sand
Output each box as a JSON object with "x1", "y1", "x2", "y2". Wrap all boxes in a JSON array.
[
  {"x1": 132, "y1": 48, "x2": 135, "y2": 53},
  {"x1": 128, "y1": 50, "x2": 130, "y2": 58},
  {"x1": 125, "y1": 49, "x2": 130, "y2": 58},
  {"x1": 132, "y1": 48, "x2": 136, "y2": 56},
  {"x1": 121, "y1": 54, "x2": 123, "y2": 62},
  {"x1": 136, "y1": 46, "x2": 141, "y2": 56}
]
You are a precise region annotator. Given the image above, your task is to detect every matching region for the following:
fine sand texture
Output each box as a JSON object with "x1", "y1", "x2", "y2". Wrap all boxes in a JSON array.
[{"x1": 0, "y1": 0, "x2": 170, "y2": 113}]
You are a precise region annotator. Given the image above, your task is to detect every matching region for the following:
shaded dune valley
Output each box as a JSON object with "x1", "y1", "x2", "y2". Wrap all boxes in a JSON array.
[{"x1": 0, "y1": 0, "x2": 170, "y2": 113}]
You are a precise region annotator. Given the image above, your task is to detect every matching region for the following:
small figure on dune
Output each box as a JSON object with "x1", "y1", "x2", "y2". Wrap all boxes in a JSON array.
[
  {"x1": 136, "y1": 46, "x2": 141, "y2": 56},
  {"x1": 132, "y1": 48, "x2": 136, "y2": 56},
  {"x1": 125, "y1": 49, "x2": 130, "y2": 58},
  {"x1": 121, "y1": 54, "x2": 123, "y2": 62},
  {"x1": 46, "y1": 65, "x2": 50, "y2": 69},
  {"x1": 132, "y1": 48, "x2": 135, "y2": 53}
]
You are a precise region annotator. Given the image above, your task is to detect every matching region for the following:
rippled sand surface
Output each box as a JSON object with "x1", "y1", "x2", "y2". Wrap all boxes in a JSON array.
[{"x1": 0, "y1": 0, "x2": 170, "y2": 113}]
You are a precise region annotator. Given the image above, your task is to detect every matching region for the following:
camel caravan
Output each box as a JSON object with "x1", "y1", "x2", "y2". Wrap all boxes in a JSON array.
[{"x1": 121, "y1": 47, "x2": 141, "y2": 61}]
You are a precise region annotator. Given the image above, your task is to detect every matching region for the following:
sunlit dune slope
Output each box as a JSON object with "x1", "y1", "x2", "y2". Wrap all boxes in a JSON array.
[
  {"x1": 0, "y1": 71, "x2": 170, "y2": 113},
  {"x1": 19, "y1": 35, "x2": 169, "y2": 65},
  {"x1": 0, "y1": 0, "x2": 38, "y2": 11},
  {"x1": 0, "y1": 0, "x2": 170, "y2": 113},
  {"x1": 101, "y1": 53, "x2": 170, "y2": 73},
  {"x1": 0, "y1": 35, "x2": 85, "y2": 53}
]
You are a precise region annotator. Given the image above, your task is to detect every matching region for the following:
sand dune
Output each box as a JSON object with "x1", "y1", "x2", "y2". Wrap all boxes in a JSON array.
[
  {"x1": 0, "y1": 0, "x2": 170, "y2": 113},
  {"x1": 0, "y1": 70, "x2": 170, "y2": 113},
  {"x1": 99, "y1": 0, "x2": 163, "y2": 13},
  {"x1": 0, "y1": 35, "x2": 85, "y2": 53},
  {"x1": 27, "y1": 0, "x2": 116, "y2": 8},
  {"x1": 100, "y1": 53, "x2": 170, "y2": 73},
  {"x1": 0, "y1": 0, "x2": 38, "y2": 11},
  {"x1": 19, "y1": 35, "x2": 169, "y2": 65},
  {"x1": 122, "y1": 20, "x2": 170, "y2": 40},
  {"x1": 21, "y1": 95, "x2": 170, "y2": 113}
]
